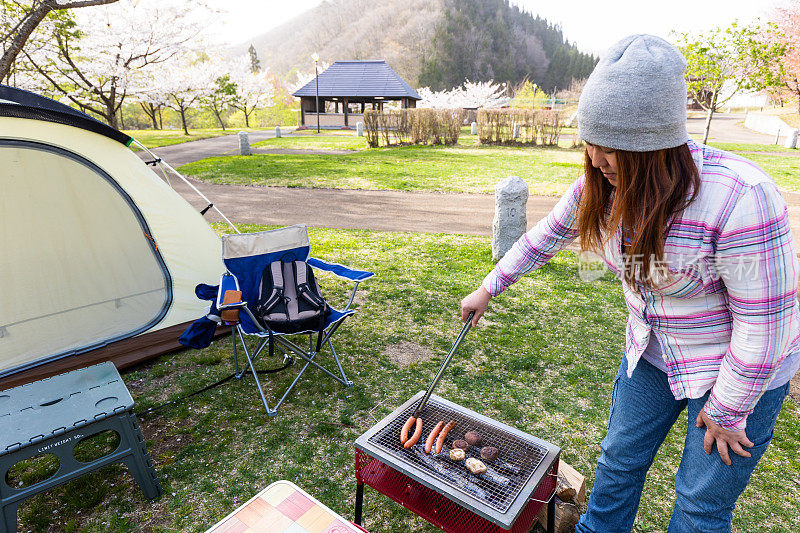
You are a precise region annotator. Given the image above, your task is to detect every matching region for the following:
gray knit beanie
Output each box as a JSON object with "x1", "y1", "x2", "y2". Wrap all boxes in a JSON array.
[{"x1": 577, "y1": 34, "x2": 689, "y2": 152}]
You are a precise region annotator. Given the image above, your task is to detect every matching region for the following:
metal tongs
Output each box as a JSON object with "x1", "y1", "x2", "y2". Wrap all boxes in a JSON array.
[{"x1": 413, "y1": 311, "x2": 475, "y2": 417}]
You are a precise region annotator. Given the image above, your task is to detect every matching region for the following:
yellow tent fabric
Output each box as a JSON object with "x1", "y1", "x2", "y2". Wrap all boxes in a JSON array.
[{"x1": 0, "y1": 117, "x2": 224, "y2": 378}]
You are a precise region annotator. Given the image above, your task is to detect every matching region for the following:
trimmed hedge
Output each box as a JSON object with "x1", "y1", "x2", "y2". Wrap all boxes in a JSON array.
[
  {"x1": 363, "y1": 108, "x2": 466, "y2": 147},
  {"x1": 478, "y1": 109, "x2": 562, "y2": 146}
]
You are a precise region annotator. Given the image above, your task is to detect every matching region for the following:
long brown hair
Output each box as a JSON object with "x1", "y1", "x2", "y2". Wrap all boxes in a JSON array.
[{"x1": 578, "y1": 143, "x2": 701, "y2": 289}]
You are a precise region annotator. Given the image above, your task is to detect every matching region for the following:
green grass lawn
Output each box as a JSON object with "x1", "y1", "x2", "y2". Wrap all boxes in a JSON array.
[
  {"x1": 180, "y1": 136, "x2": 585, "y2": 196},
  {"x1": 125, "y1": 127, "x2": 271, "y2": 151},
  {"x1": 707, "y1": 142, "x2": 798, "y2": 153},
  {"x1": 253, "y1": 134, "x2": 368, "y2": 151},
  {"x1": 179, "y1": 134, "x2": 800, "y2": 196},
  {"x1": 12, "y1": 226, "x2": 800, "y2": 532},
  {"x1": 293, "y1": 128, "x2": 363, "y2": 136}
]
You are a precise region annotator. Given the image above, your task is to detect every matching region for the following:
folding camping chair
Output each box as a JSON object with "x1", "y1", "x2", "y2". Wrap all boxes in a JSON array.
[{"x1": 215, "y1": 225, "x2": 373, "y2": 416}]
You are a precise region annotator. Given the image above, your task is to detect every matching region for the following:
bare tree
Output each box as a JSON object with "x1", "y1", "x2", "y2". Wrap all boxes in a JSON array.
[{"x1": 0, "y1": 0, "x2": 118, "y2": 79}]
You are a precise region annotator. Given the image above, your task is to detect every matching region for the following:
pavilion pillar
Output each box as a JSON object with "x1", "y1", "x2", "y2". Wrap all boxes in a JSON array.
[{"x1": 344, "y1": 98, "x2": 349, "y2": 127}]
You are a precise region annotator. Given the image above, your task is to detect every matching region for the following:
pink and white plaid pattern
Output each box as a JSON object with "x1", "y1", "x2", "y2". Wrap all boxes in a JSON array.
[{"x1": 483, "y1": 140, "x2": 800, "y2": 431}]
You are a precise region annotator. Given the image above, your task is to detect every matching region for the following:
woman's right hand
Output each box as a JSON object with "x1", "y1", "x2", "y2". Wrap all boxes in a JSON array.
[{"x1": 461, "y1": 286, "x2": 492, "y2": 326}]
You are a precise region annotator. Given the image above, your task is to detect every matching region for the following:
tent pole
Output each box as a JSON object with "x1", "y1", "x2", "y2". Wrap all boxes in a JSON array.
[{"x1": 131, "y1": 140, "x2": 240, "y2": 234}]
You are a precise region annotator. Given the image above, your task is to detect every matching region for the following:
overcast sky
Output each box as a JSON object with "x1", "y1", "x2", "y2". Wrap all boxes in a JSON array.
[{"x1": 206, "y1": 0, "x2": 778, "y2": 56}]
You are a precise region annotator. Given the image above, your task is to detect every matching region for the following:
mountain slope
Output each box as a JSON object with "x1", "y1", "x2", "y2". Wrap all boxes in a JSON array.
[{"x1": 236, "y1": 0, "x2": 595, "y2": 92}]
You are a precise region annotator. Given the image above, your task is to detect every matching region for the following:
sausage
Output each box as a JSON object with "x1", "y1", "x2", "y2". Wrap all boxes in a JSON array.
[
  {"x1": 400, "y1": 416, "x2": 416, "y2": 445},
  {"x1": 424, "y1": 421, "x2": 445, "y2": 453},
  {"x1": 435, "y1": 420, "x2": 456, "y2": 454},
  {"x1": 404, "y1": 417, "x2": 424, "y2": 449}
]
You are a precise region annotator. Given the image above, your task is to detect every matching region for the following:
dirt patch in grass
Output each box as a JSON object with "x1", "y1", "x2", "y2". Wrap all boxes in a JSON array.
[
  {"x1": 139, "y1": 414, "x2": 194, "y2": 466},
  {"x1": 790, "y1": 372, "x2": 800, "y2": 405},
  {"x1": 383, "y1": 341, "x2": 434, "y2": 367}
]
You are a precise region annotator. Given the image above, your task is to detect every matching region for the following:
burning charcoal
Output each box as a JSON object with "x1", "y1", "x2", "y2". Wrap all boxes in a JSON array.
[
  {"x1": 464, "y1": 431, "x2": 483, "y2": 446},
  {"x1": 493, "y1": 459, "x2": 521, "y2": 476},
  {"x1": 466, "y1": 458, "x2": 487, "y2": 475},
  {"x1": 452, "y1": 439, "x2": 469, "y2": 450},
  {"x1": 480, "y1": 446, "x2": 499, "y2": 462},
  {"x1": 412, "y1": 446, "x2": 488, "y2": 500},
  {"x1": 482, "y1": 465, "x2": 511, "y2": 486},
  {"x1": 449, "y1": 448, "x2": 466, "y2": 461}
]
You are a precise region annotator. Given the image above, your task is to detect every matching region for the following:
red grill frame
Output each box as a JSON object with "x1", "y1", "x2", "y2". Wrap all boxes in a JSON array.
[{"x1": 355, "y1": 448, "x2": 558, "y2": 532}]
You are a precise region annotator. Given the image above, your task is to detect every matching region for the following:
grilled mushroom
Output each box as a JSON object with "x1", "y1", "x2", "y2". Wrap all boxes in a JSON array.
[
  {"x1": 465, "y1": 457, "x2": 487, "y2": 475},
  {"x1": 449, "y1": 448, "x2": 466, "y2": 461},
  {"x1": 480, "y1": 446, "x2": 499, "y2": 462},
  {"x1": 464, "y1": 431, "x2": 483, "y2": 446}
]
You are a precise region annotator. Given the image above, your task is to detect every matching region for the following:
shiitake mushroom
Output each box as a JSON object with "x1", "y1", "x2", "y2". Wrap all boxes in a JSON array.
[{"x1": 464, "y1": 431, "x2": 483, "y2": 446}]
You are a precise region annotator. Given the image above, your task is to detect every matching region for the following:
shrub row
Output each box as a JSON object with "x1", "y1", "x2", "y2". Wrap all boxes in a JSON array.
[
  {"x1": 477, "y1": 109, "x2": 563, "y2": 146},
  {"x1": 363, "y1": 109, "x2": 466, "y2": 147}
]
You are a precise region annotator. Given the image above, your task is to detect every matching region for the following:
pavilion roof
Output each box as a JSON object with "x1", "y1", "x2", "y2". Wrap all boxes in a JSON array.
[{"x1": 293, "y1": 60, "x2": 421, "y2": 100}]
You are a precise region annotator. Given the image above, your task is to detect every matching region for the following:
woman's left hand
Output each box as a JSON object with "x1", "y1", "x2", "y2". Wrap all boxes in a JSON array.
[{"x1": 696, "y1": 409, "x2": 754, "y2": 466}]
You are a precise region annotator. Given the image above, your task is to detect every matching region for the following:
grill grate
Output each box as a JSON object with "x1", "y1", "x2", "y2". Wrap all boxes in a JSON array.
[{"x1": 366, "y1": 396, "x2": 547, "y2": 514}]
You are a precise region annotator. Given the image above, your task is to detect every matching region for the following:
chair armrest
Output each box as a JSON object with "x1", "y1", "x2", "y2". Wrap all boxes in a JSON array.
[
  {"x1": 220, "y1": 289, "x2": 243, "y2": 323},
  {"x1": 218, "y1": 301, "x2": 247, "y2": 310},
  {"x1": 307, "y1": 257, "x2": 374, "y2": 282}
]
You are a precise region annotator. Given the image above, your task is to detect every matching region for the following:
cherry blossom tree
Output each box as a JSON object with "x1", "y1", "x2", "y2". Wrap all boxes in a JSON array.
[
  {"x1": 21, "y1": 0, "x2": 209, "y2": 128},
  {"x1": 453, "y1": 80, "x2": 507, "y2": 108},
  {"x1": 289, "y1": 61, "x2": 330, "y2": 94},
  {"x1": 0, "y1": 0, "x2": 119, "y2": 80},
  {"x1": 674, "y1": 21, "x2": 787, "y2": 144},
  {"x1": 229, "y1": 55, "x2": 275, "y2": 128},
  {"x1": 771, "y1": 2, "x2": 800, "y2": 114},
  {"x1": 417, "y1": 87, "x2": 454, "y2": 109},
  {"x1": 128, "y1": 70, "x2": 168, "y2": 129},
  {"x1": 418, "y1": 79, "x2": 506, "y2": 109},
  {"x1": 160, "y1": 55, "x2": 215, "y2": 135},
  {"x1": 203, "y1": 74, "x2": 237, "y2": 130}
]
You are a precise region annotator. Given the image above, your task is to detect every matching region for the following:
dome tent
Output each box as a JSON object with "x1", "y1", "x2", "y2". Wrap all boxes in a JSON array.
[{"x1": 0, "y1": 85, "x2": 225, "y2": 388}]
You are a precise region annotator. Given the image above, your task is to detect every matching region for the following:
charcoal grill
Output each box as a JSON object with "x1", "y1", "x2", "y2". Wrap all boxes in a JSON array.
[{"x1": 354, "y1": 391, "x2": 560, "y2": 532}]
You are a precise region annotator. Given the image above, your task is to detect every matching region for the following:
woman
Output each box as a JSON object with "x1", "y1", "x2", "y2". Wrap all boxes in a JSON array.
[{"x1": 461, "y1": 34, "x2": 800, "y2": 532}]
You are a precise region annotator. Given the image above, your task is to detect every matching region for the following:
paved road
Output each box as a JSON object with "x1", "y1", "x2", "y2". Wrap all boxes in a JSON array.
[
  {"x1": 170, "y1": 178, "x2": 555, "y2": 236},
  {"x1": 163, "y1": 177, "x2": 800, "y2": 254},
  {"x1": 142, "y1": 128, "x2": 292, "y2": 167},
  {"x1": 686, "y1": 113, "x2": 776, "y2": 144},
  {"x1": 141, "y1": 115, "x2": 800, "y2": 248}
]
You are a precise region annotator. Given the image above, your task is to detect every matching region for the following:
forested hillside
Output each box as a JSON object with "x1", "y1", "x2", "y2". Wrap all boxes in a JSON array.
[
  {"x1": 237, "y1": 0, "x2": 596, "y2": 92},
  {"x1": 419, "y1": 0, "x2": 596, "y2": 91}
]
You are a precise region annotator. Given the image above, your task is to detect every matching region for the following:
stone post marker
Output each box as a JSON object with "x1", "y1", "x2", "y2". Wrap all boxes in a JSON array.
[
  {"x1": 275, "y1": 126, "x2": 282, "y2": 138},
  {"x1": 785, "y1": 128, "x2": 799, "y2": 149},
  {"x1": 513, "y1": 123, "x2": 521, "y2": 140},
  {"x1": 471, "y1": 121, "x2": 477, "y2": 135},
  {"x1": 356, "y1": 121, "x2": 364, "y2": 136},
  {"x1": 492, "y1": 176, "x2": 528, "y2": 261},
  {"x1": 238, "y1": 131, "x2": 250, "y2": 156}
]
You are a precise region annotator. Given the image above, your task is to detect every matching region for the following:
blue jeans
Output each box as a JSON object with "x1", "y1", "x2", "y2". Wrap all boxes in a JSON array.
[{"x1": 575, "y1": 357, "x2": 790, "y2": 533}]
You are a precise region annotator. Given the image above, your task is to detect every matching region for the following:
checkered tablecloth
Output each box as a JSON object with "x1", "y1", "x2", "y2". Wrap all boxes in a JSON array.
[{"x1": 206, "y1": 480, "x2": 364, "y2": 533}]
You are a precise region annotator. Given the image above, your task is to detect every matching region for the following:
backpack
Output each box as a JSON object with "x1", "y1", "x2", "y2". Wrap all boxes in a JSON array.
[{"x1": 255, "y1": 260, "x2": 330, "y2": 355}]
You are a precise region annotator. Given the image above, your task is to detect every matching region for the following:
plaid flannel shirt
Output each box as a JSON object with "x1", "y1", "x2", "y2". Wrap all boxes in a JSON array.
[{"x1": 483, "y1": 139, "x2": 800, "y2": 431}]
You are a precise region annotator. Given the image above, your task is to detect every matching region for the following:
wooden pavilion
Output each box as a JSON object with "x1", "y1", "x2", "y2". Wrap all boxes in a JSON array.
[{"x1": 293, "y1": 60, "x2": 421, "y2": 128}]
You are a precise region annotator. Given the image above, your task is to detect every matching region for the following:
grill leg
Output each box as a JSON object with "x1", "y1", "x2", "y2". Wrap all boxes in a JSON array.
[
  {"x1": 354, "y1": 482, "x2": 364, "y2": 526},
  {"x1": 547, "y1": 493, "x2": 555, "y2": 533}
]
